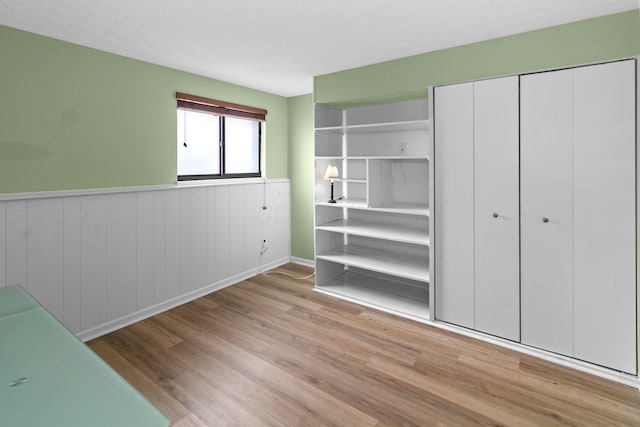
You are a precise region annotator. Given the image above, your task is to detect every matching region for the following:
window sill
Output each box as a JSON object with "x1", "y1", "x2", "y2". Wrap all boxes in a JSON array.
[{"x1": 176, "y1": 177, "x2": 266, "y2": 187}]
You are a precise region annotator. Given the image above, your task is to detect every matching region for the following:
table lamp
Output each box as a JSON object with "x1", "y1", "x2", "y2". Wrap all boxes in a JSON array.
[{"x1": 324, "y1": 164, "x2": 339, "y2": 203}]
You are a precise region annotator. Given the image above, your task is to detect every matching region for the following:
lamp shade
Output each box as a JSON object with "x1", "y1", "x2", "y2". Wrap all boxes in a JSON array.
[{"x1": 324, "y1": 164, "x2": 339, "y2": 180}]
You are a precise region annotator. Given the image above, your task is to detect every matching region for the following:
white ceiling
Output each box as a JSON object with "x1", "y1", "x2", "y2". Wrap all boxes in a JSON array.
[{"x1": 0, "y1": 0, "x2": 637, "y2": 97}]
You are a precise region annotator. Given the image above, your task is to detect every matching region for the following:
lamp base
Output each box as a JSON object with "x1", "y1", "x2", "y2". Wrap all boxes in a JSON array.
[{"x1": 328, "y1": 181, "x2": 337, "y2": 204}]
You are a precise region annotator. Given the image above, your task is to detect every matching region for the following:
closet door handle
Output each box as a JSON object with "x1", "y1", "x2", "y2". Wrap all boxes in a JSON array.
[{"x1": 542, "y1": 217, "x2": 549, "y2": 223}]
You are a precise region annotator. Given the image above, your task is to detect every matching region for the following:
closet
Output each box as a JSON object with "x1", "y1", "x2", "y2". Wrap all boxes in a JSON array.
[
  {"x1": 433, "y1": 59, "x2": 637, "y2": 374},
  {"x1": 433, "y1": 76, "x2": 520, "y2": 341}
]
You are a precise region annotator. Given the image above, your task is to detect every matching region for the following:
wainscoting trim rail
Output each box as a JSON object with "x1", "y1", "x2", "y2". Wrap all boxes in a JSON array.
[{"x1": 0, "y1": 178, "x2": 288, "y2": 202}]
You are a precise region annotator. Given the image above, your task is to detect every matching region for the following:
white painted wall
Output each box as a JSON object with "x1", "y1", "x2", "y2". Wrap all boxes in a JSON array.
[{"x1": 0, "y1": 179, "x2": 290, "y2": 341}]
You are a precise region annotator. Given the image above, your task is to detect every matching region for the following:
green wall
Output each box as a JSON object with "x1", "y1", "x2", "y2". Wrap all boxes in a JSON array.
[
  {"x1": 315, "y1": 10, "x2": 640, "y2": 106},
  {"x1": 290, "y1": 10, "x2": 640, "y2": 262},
  {"x1": 0, "y1": 25, "x2": 288, "y2": 194},
  {"x1": 287, "y1": 94, "x2": 315, "y2": 261}
]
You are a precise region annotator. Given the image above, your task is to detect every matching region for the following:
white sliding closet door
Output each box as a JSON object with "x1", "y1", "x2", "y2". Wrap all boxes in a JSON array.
[
  {"x1": 473, "y1": 76, "x2": 520, "y2": 341},
  {"x1": 520, "y1": 69, "x2": 575, "y2": 357},
  {"x1": 434, "y1": 82, "x2": 475, "y2": 328},
  {"x1": 572, "y1": 60, "x2": 636, "y2": 374}
]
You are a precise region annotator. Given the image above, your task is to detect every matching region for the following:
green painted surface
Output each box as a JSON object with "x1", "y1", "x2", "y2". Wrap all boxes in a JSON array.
[
  {"x1": 0, "y1": 25, "x2": 288, "y2": 194},
  {"x1": 0, "y1": 285, "x2": 168, "y2": 427},
  {"x1": 287, "y1": 94, "x2": 315, "y2": 260},
  {"x1": 315, "y1": 10, "x2": 640, "y2": 106},
  {"x1": 300, "y1": 10, "x2": 640, "y2": 263}
]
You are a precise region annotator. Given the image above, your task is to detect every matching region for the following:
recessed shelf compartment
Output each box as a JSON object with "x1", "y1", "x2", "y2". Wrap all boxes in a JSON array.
[
  {"x1": 369, "y1": 158, "x2": 428, "y2": 209},
  {"x1": 315, "y1": 130, "x2": 343, "y2": 157},
  {"x1": 315, "y1": 266, "x2": 430, "y2": 320},
  {"x1": 316, "y1": 245, "x2": 429, "y2": 283},
  {"x1": 316, "y1": 219, "x2": 429, "y2": 246},
  {"x1": 316, "y1": 208, "x2": 429, "y2": 246},
  {"x1": 347, "y1": 130, "x2": 428, "y2": 157},
  {"x1": 316, "y1": 232, "x2": 429, "y2": 283},
  {"x1": 316, "y1": 200, "x2": 429, "y2": 216},
  {"x1": 344, "y1": 158, "x2": 366, "y2": 181}
]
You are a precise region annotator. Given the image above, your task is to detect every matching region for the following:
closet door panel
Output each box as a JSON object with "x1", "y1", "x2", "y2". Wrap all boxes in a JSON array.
[
  {"x1": 572, "y1": 60, "x2": 637, "y2": 374},
  {"x1": 473, "y1": 76, "x2": 520, "y2": 341},
  {"x1": 520, "y1": 69, "x2": 574, "y2": 356},
  {"x1": 434, "y1": 82, "x2": 475, "y2": 328}
]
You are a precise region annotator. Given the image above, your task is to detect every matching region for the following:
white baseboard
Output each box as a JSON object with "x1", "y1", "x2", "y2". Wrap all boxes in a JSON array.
[
  {"x1": 290, "y1": 256, "x2": 315, "y2": 268},
  {"x1": 77, "y1": 257, "x2": 290, "y2": 342},
  {"x1": 314, "y1": 286, "x2": 639, "y2": 390},
  {"x1": 431, "y1": 320, "x2": 640, "y2": 389}
]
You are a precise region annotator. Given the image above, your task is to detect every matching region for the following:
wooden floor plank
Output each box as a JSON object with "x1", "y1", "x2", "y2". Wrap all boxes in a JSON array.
[
  {"x1": 88, "y1": 263, "x2": 640, "y2": 426},
  {"x1": 89, "y1": 340, "x2": 190, "y2": 424}
]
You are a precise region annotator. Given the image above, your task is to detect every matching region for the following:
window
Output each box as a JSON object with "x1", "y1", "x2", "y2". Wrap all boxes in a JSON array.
[{"x1": 176, "y1": 92, "x2": 266, "y2": 180}]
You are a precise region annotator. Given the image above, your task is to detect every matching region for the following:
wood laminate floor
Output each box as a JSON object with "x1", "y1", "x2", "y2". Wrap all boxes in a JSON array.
[{"x1": 88, "y1": 263, "x2": 640, "y2": 426}]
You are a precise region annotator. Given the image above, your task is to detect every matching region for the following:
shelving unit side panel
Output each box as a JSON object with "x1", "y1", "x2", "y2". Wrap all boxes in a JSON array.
[{"x1": 428, "y1": 86, "x2": 436, "y2": 321}]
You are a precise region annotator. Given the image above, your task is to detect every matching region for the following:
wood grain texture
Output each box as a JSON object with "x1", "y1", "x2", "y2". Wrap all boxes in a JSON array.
[{"x1": 89, "y1": 264, "x2": 640, "y2": 426}]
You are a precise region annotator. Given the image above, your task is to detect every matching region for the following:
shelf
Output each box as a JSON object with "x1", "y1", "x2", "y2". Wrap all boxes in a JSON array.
[
  {"x1": 345, "y1": 156, "x2": 429, "y2": 160},
  {"x1": 316, "y1": 120, "x2": 429, "y2": 135},
  {"x1": 316, "y1": 219, "x2": 429, "y2": 246},
  {"x1": 315, "y1": 125, "x2": 344, "y2": 133},
  {"x1": 316, "y1": 244, "x2": 429, "y2": 283},
  {"x1": 369, "y1": 202, "x2": 430, "y2": 216},
  {"x1": 316, "y1": 156, "x2": 428, "y2": 160},
  {"x1": 315, "y1": 270, "x2": 429, "y2": 320},
  {"x1": 316, "y1": 198, "x2": 368, "y2": 209},
  {"x1": 335, "y1": 178, "x2": 367, "y2": 183},
  {"x1": 345, "y1": 120, "x2": 429, "y2": 134},
  {"x1": 316, "y1": 201, "x2": 429, "y2": 217}
]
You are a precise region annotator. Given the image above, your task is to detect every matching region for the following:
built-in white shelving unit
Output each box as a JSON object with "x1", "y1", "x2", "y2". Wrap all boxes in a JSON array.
[{"x1": 314, "y1": 99, "x2": 433, "y2": 321}]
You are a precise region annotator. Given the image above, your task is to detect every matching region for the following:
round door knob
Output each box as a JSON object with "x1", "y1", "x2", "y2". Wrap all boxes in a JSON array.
[
  {"x1": 542, "y1": 217, "x2": 549, "y2": 223},
  {"x1": 492, "y1": 213, "x2": 498, "y2": 218}
]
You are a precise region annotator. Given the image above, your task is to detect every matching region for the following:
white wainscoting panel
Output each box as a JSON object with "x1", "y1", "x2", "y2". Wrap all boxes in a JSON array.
[
  {"x1": 136, "y1": 191, "x2": 155, "y2": 310},
  {"x1": 215, "y1": 186, "x2": 231, "y2": 282},
  {"x1": 0, "y1": 180, "x2": 290, "y2": 340},
  {"x1": 80, "y1": 195, "x2": 108, "y2": 332},
  {"x1": 164, "y1": 189, "x2": 181, "y2": 301},
  {"x1": 152, "y1": 190, "x2": 167, "y2": 304},
  {"x1": 6, "y1": 201, "x2": 27, "y2": 290},
  {"x1": 0, "y1": 203, "x2": 5, "y2": 288},
  {"x1": 63, "y1": 196, "x2": 82, "y2": 333},
  {"x1": 26, "y1": 198, "x2": 64, "y2": 321},
  {"x1": 106, "y1": 193, "x2": 137, "y2": 321}
]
